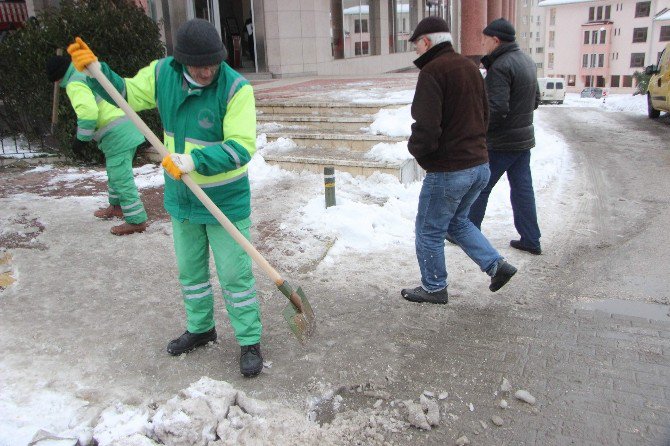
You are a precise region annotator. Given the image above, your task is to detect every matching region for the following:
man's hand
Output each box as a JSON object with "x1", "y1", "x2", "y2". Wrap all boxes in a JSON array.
[
  {"x1": 162, "y1": 153, "x2": 195, "y2": 180},
  {"x1": 67, "y1": 37, "x2": 98, "y2": 72}
]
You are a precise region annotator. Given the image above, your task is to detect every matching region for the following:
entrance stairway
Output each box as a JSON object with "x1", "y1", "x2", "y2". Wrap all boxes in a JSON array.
[{"x1": 257, "y1": 100, "x2": 424, "y2": 184}]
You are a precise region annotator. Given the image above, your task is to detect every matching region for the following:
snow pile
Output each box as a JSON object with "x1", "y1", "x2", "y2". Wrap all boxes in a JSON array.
[
  {"x1": 328, "y1": 85, "x2": 414, "y2": 104},
  {"x1": 560, "y1": 93, "x2": 646, "y2": 114},
  {"x1": 132, "y1": 164, "x2": 164, "y2": 190},
  {"x1": 368, "y1": 104, "x2": 412, "y2": 137},
  {"x1": 364, "y1": 141, "x2": 413, "y2": 163},
  {"x1": 256, "y1": 134, "x2": 298, "y2": 155}
]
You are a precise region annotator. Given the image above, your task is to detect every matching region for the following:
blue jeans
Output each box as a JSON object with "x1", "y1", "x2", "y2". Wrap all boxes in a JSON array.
[
  {"x1": 415, "y1": 164, "x2": 502, "y2": 292},
  {"x1": 469, "y1": 150, "x2": 541, "y2": 249}
]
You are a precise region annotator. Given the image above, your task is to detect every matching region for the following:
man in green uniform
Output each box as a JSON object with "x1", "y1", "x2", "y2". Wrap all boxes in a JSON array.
[
  {"x1": 46, "y1": 55, "x2": 148, "y2": 236},
  {"x1": 67, "y1": 18, "x2": 263, "y2": 377}
]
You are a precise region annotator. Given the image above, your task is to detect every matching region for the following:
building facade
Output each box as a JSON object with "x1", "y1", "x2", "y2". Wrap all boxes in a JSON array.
[
  {"x1": 516, "y1": 0, "x2": 547, "y2": 76},
  {"x1": 539, "y1": 0, "x2": 670, "y2": 92},
  {"x1": 25, "y1": 0, "x2": 517, "y2": 78}
]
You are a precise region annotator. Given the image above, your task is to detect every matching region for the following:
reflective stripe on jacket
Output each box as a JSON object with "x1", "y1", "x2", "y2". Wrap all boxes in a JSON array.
[
  {"x1": 60, "y1": 64, "x2": 144, "y2": 156},
  {"x1": 89, "y1": 57, "x2": 257, "y2": 224}
]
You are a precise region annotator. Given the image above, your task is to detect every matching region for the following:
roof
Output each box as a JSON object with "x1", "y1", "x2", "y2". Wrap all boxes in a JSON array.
[{"x1": 654, "y1": 8, "x2": 670, "y2": 21}]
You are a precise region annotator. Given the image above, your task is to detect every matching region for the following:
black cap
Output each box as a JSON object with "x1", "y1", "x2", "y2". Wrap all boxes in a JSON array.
[
  {"x1": 45, "y1": 55, "x2": 71, "y2": 82},
  {"x1": 174, "y1": 19, "x2": 228, "y2": 66},
  {"x1": 483, "y1": 18, "x2": 516, "y2": 42},
  {"x1": 408, "y1": 16, "x2": 450, "y2": 43}
]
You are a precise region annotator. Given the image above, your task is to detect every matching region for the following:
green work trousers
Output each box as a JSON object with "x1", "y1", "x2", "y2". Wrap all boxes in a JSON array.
[
  {"x1": 172, "y1": 217, "x2": 262, "y2": 346},
  {"x1": 105, "y1": 147, "x2": 147, "y2": 224}
]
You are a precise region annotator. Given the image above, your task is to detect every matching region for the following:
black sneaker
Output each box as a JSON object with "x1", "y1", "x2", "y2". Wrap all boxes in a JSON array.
[
  {"x1": 166, "y1": 328, "x2": 217, "y2": 356},
  {"x1": 401, "y1": 286, "x2": 448, "y2": 304},
  {"x1": 510, "y1": 240, "x2": 542, "y2": 255},
  {"x1": 489, "y1": 260, "x2": 517, "y2": 292},
  {"x1": 240, "y1": 343, "x2": 263, "y2": 377}
]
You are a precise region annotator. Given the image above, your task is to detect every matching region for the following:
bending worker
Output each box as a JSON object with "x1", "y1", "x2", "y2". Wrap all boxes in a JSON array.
[
  {"x1": 45, "y1": 54, "x2": 148, "y2": 236},
  {"x1": 66, "y1": 18, "x2": 264, "y2": 377}
]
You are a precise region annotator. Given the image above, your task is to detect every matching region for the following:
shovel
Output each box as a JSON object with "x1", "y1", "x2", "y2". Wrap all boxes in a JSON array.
[{"x1": 84, "y1": 61, "x2": 315, "y2": 343}]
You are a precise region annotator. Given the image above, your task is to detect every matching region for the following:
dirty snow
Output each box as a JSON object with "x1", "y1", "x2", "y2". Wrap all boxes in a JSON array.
[{"x1": 0, "y1": 92, "x2": 649, "y2": 445}]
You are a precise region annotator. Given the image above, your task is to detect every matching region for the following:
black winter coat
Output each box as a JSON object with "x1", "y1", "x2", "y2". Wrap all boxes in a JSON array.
[{"x1": 481, "y1": 42, "x2": 540, "y2": 151}]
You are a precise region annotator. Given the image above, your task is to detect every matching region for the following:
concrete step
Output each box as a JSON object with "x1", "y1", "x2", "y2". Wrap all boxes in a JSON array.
[
  {"x1": 261, "y1": 146, "x2": 424, "y2": 184},
  {"x1": 257, "y1": 114, "x2": 373, "y2": 132},
  {"x1": 263, "y1": 132, "x2": 406, "y2": 151},
  {"x1": 256, "y1": 101, "x2": 403, "y2": 116}
]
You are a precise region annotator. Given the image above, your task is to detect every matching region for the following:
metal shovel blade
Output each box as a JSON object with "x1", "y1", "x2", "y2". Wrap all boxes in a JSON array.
[{"x1": 281, "y1": 287, "x2": 315, "y2": 343}]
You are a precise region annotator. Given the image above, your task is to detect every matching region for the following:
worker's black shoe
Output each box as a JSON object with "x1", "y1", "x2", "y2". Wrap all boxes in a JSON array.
[
  {"x1": 401, "y1": 286, "x2": 448, "y2": 304},
  {"x1": 166, "y1": 328, "x2": 217, "y2": 356},
  {"x1": 240, "y1": 343, "x2": 263, "y2": 377},
  {"x1": 489, "y1": 260, "x2": 517, "y2": 292},
  {"x1": 510, "y1": 239, "x2": 542, "y2": 255}
]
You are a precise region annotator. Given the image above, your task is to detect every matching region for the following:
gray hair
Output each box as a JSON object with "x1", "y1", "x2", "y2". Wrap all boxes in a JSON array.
[{"x1": 425, "y1": 32, "x2": 453, "y2": 45}]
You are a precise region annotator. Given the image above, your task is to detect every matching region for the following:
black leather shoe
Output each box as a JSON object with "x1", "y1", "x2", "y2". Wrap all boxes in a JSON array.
[
  {"x1": 401, "y1": 286, "x2": 448, "y2": 304},
  {"x1": 240, "y1": 343, "x2": 263, "y2": 377},
  {"x1": 489, "y1": 260, "x2": 517, "y2": 292},
  {"x1": 166, "y1": 328, "x2": 217, "y2": 356},
  {"x1": 510, "y1": 240, "x2": 542, "y2": 255}
]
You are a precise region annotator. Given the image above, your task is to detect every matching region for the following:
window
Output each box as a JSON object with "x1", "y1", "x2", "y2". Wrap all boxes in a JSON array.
[
  {"x1": 584, "y1": 31, "x2": 590, "y2": 44},
  {"x1": 605, "y1": 5, "x2": 611, "y2": 19},
  {"x1": 354, "y1": 41, "x2": 369, "y2": 55},
  {"x1": 600, "y1": 30, "x2": 606, "y2": 44},
  {"x1": 548, "y1": 53, "x2": 554, "y2": 69},
  {"x1": 622, "y1": 75, "x2": 633, "y2": 87},
  {"x1": 550, "y1": 8, "x2": 556, "y2": 26},
  {"x1": 547, "y1": 82, "x2": 555, "y2": 89},
  {"x1": 582, "y1": 54, "x2": 589, "y2": 67},
  {"x1": 630, "y1": 52, "x2": 645, "y2": 67},
  {"x1": 549, "y1": 31, "x2": 555, "y2": 47},
  {"x1": 529, "y1": 48, "x2": 533, "y2": 54},
  {"x1": 388, "y1": 0, "x2": 415, "y2": 54},
  {"x1": 590, "y1": 53, "x2": 597, "y2": 67},
  {"x1": 556, "y1": 82, "x2": 564, "y2": 89},
  {"x1": 589, "y1": 7, "x2": 594, "y2": 21},
  {"x1": 598, "y1": 54, "x2": 605, "y2": 67},
  {"x1": 661, "y1": 26, "x2": 670, "y2": 42},
  {"x1": 597, "y1": 76, "x2": 605, "y2": 87},
  {"x1": 567, "y1": 75, "x2": 576, "y2": 86},
  {"x1": 596, "y1": 6, "x2": 603, "y2": 20},
  {"x1": 536, "y1": 47, "x2": 544, "y2": 54},
  {"x1": 632, "y1": 27, "x2": 647, "y2": 43},
  {"x1": 611, "y1": 75, "x2": 620, "y2": 87},
  {"x1": 591, "y1": 31, "x2": 598, "y2": 44},
  {"x1": 354, "y1": 19, "x2": 368, "y2": 33},
  {"x1": 523, "y1": 15, "x2": 528, "y2": 24},
  {"x1": 635, "y1": 2, "x2": 650, "y2": 18},
  {"x1": 536, "y1": 62, "x2": 543, "y2": 68}
]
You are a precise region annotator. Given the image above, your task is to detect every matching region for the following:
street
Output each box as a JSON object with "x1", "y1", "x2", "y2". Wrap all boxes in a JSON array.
[{"x1": 1, "y1": 102, "x2": 669, "y2": 445}]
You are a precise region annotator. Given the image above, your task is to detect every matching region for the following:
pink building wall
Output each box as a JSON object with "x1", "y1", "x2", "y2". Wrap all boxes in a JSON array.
[{"x1": 542, "y1": 0, "x2": 670, "y2": 92}]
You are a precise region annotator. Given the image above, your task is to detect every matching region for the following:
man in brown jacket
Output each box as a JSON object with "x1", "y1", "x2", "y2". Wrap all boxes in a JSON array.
[{"x1": 401, "y1": 16, "x2": 517, "y2": 304}]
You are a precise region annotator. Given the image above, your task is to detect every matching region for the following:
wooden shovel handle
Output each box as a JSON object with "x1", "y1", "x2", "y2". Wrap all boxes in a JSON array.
[{"x1": 84, "y1": 61, "x2": 284, "y2": 286}]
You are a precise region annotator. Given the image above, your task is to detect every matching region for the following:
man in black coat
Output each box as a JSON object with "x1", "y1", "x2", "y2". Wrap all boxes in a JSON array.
[
  {"x1": 468, "y1": 18, "x2": 543, "y2": 255},
  {"x1": 400, "y1": 16, "x2": 517, "y2": 305}
]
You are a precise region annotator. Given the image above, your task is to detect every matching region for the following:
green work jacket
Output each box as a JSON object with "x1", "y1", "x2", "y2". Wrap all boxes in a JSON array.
[
  {"x1": 89, "y1": 57, "x2": 257, "y2": 224},
  {"x1": 61, "y1": 64, "x2": 143, "y2": 156}
]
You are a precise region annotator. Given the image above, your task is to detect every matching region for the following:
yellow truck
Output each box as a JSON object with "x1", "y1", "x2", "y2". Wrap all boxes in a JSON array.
[{"x1": 646, "y1": 42, "x2": 670, "y2": 118}]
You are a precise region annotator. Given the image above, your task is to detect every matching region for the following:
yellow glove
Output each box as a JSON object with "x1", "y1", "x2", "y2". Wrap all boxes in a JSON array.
[
  {"x1": 66, "y1": 37, "x2": 98, "y2": 72},
  {"x1": 161, "y1": 153, "x2": 195, "y2": 180}
]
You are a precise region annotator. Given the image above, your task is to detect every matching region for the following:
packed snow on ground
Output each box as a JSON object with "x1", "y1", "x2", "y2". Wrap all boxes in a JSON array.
[
  {"x1": 0, "y1": 92, "x2": 647, "y2": 445},
  {"x1": 556, "y1": 92, "x2": 647, "y2": 114}
]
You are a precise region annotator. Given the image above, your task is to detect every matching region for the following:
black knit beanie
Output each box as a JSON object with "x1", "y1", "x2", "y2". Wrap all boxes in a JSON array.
[
  {"x1": 45, "y1": 55, "x2": 71, "y2": 82},
  {"x1": 483, "y1": 18, "x2": 516, "y2": 42},
  {"x1": 174, "y1": 19, "x2": 227, "y2": 66}
]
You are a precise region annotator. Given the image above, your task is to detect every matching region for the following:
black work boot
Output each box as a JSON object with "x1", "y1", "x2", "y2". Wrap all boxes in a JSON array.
[
  {"x1": 240, "y1": 343, "x2": 263, "y2": 377},
  {"x1": 166, "y1": 328, "x2": 217, "y2": 356},
  {"x1": 489, "y1": 260, "x2": 517, "y2": 292},
  {"x1": 401, "y1": 286, "x2": 448, "y2": 304}
]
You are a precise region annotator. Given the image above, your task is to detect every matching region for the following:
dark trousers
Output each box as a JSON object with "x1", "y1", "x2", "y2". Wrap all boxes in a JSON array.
[{"x1": 468, "y1": 149, "x2": 541, "y2": 249}]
